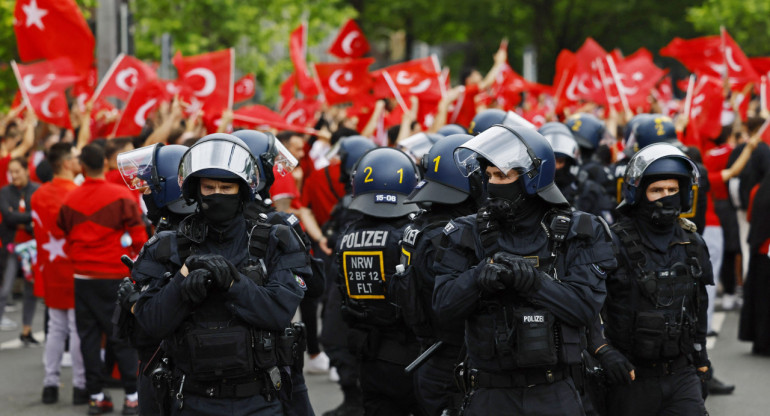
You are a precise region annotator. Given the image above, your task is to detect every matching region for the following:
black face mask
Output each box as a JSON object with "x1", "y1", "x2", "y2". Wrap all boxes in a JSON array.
[
  {"x1": 639, "y1": 193, "x2": 681, "y2": 227},
  {"x1": 142, "y1": 193, "x2": 162, "y2": 226},
  {"x1": 554, "y1": 168, "x2": 574, "y2": 189},
  {"x1": 484, "y1": 181, "x2": 528, "y2": 221},
  {"x1": 200, "y1": 193, "x2": 242, "y2": 224}
]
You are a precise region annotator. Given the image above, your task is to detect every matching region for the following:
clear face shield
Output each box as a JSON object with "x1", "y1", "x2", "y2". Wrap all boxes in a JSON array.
[
  {"x1": 544, "y1": 132, "x2": 580, "y2": 163},
  {"x1": 398, "y1": 133, "x2": 436, "y2": 163},
  {"x1": 625, "y1": 143, "x2": 699, "y2": 189},
  {"x1": 454, "y1": 125, "x2": 535, "y2": 178},
  {"x1": 501, "y1": 111, "x2": 537, "y2": 130},
  {"x1": 272, "y1": 139, "x2": 298, "y2": 177},
  {"x1": 178, "y1": 139, "x2": 259, "y2": 195},
  {"x1": 117, "y1": 143, "x2": 161, "y2": 191}
]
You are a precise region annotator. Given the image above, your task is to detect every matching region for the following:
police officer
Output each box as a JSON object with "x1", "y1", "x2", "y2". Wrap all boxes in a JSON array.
[
  {"x1": 115, "y1": 143, "x2": 196, "y2": 416},
  {"x1": 468, "y1": 108, "x2": 535, "y2": 136},
  {"x1": 565, "y1": 113, "x2": 616, "y2": 198},
  {"x1": 391, "y1": 133, "x2": 481, "y2": 415},
  {"x1": 592, "y1": 143, "x2": 712, "y2": 415},
  {"x1": 336, "y1": 147, "x2": 423, "y2": 415},
  {"x1": 320, "y1": 135, "x2": 376, "y2": 416},
  {"x1": 232, "y1": 129, "x2": 320, "y2": 416},
  {"x1": 433, "y1": 124, "x2": 616, "y2": 416},
  {"x1": 131, "y1": 134, "x2": 311, "y2": 415},
  {"x1": 539, "y1": 122, "x2": 614, "y2": 222}
]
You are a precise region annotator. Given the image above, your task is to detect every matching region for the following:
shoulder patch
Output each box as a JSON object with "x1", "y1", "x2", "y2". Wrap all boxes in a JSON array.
[
  {"x1": 443, "y1": 221, "x2": 458, "y2": 235},
  {"x1": 295, "y1": 275, "x2": 307, "y2": 290},
  {"x1": 591, "y1": 263, "x2": 607, "y2": 278},
  {"x1": 402, "y1": 225, "x2": 421, "y2": 246},
  {"x1": 285, "y1": 214, "x2": 299, "y2": 226},
  {"x1": 678, "y1": 218, "x2": 697, "y2": 233}
]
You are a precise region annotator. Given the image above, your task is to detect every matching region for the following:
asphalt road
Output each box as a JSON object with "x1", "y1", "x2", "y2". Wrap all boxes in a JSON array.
[{"x1": 0, "y1": 300, "x2": 767, "y2": 415}]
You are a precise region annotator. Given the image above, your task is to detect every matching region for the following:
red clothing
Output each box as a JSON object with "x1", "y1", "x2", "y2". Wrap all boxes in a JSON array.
[
  {"x1": 300, "y1": 162, "x2": 345, "y2": 227},
  {"x1": 270, "y1": 166, "x2": 302, "y2": 210},
  {"x1": 57, "y1": 177, "x2": 146, "y2": 279},
  {"x1": 31, "y1": 177, "x2": 78, "y2": 308},
  {"x1": 703, "y1": 144, "x2": 733, "y2": 201},
  {"x1": 453, "y1": 84, "x2": 480, "y2": 128},
  {"x1": 0, "y1": 154, "x2": 10, "y2": 189},
  {"x1": 106, "y1": 168, "x2": 142, "y2": 206}
]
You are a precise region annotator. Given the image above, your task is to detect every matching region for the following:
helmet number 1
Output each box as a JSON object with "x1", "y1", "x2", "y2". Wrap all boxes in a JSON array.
[
  {"x1": 364, "y1": 166, "x2": 374, "y2": 183},
  {"x1": 397, "y1": 168, "x2": 403, "y2": 183},
  {"x1": 433, "y1": 155, "x2": 441, "y2": 172}
]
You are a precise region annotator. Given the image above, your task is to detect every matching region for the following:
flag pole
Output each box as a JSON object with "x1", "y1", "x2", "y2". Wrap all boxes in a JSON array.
[
  {"x1": 10, "y1": 61, "x2": 32, "y2": 109},
  {"x1": 683, "y1": 74, "x2": 696, "y2": 125},
  {"x1": 605, "y1": 55, "x2": 632, "y2": 116},
  {"x1": 552, "y1": 69, "x2": 569, "y2": 111},
  {"x1": 382, "y1": 70, "x2": 410, "y2": 115},
  {"x1": 761, "y1": 75, "x2": 767, "y2": 116},
  {"x1": 310, "y1": 64, "x2": 327, "y2": 104},
  {"x1": 595, "y1": 58, "x2": 614, "y2": 109},
  {"x1": 92, "y1": 53, "x2": 126, "y2": 105},
  {"x1": 228, "y1": 48, "x2": 235, "y2": 110}
]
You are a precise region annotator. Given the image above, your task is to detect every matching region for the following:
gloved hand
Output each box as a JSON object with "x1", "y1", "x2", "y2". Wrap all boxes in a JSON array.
[
  {"x1": 180, "y1": 269, "x2": 212, "y2": 304},
  {"x1": 186, "y1": 254, "x2": 241, "y2": 290},
  {"x1": 697, "y1": 365, "x2": 712, "y2": 400},
  {"x1": 596, "y1": 345, "x2": 635, "y2": 385},
  {"x1": 693, "y1": 347, "x2": 711, "y2": 399},
  {"x1": 492, "y1": 252, "x2": 543, "y2": 295},
  {"x1": 475, "y1": 262, "x2": 511, "y2": 294},
  {"x1": 117, "y1": 277, "x2": 141, "y2": 312}
]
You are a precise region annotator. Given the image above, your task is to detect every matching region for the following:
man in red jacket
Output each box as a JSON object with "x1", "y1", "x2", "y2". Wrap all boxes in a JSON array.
[
  {"x1": 58, "y1": 143, "x2": 146, "y2": 415},
  {"x1": 31, "y1": 142, "x2": 87, "y2": 406}
]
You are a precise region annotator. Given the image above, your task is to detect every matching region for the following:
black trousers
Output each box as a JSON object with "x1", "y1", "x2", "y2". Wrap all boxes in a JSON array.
[
  {"x1": 75, "y1": 278, "x2": 138, "y2": 395},
  {"x1": 413, "y1": 349, "x2": 463, "y2": 416},
  {"x1": 605, "y1": 366, "x2": 706, "y2": 416},
  {"x1": 463, "y1": 378, "x2": 585, "y2": 416},
  {"x1": 360, "y1": 358, "x2": 422, "y2": 416}
]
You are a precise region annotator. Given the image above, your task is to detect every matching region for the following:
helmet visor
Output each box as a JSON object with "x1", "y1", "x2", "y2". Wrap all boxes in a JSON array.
[
  {"x1": 625, "y1": 143, "x2": 699, "y2": 188},
  {"x1": 502, "y1": 111, "x2": 536, "y2": 130},
  {"x1": 454, "y1": 125, "x2": 534, "y2": 177},
  {"x1": 544, "y1": 132, "x2": 579, "y2": 162},
  {"x1": 273, "y1": 140, "x2": 299, "y2": 177},
  {"x1": 117, "y1": 144, "x2": 160, "y2": 191},
  {"x1": 178, "y1": 140, "x2": 258, "y2": 194},
  {"x1": 398, "y1": 133, "x2": 434, "y2": 162}
]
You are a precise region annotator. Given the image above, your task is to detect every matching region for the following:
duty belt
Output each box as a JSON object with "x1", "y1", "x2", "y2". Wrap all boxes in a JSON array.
[
  {"x1": 631, "y1": 355, "x2": 690, "y2": 378},
  {"x1": 469, "y1": 366, "x2": 568, "y2": 389},
  {"x1": 182, "y1": 376, "x2": 267, "y2": 399}
]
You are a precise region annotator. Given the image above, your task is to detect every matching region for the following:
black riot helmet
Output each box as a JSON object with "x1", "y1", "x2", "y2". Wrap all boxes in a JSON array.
[
  {"x1": 327, "y1": 135, "x2": 377, "y2": 193},
  {"x1": 406, "y1": 133, "x2": 477, "y2": 205},
  {"x1": 539, "y1": 122, "x2": 580, "y2": 165},
  {"x1": 349, "y1": 147, "x2": 421, "y2": 218},
  {"x1": 178, "y1": 133, "x2": 259, "y2": 203},
  {"x1": 468, "y1": 109, "x2": 536, "y2": 135},
  {"x1": 565, "y1": 113, "x2": 605, "y2": 150},
  {"x1": 231, "y1": 129, "x2": 298, "y2": 200}
]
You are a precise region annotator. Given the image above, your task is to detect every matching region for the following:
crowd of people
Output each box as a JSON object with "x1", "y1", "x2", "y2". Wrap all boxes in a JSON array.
[{"x1": 1, "y1": 47, "x2": 770, "y2": 416}]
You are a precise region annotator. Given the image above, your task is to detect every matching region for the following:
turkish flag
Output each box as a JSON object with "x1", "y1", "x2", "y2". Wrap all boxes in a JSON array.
[
  {"x1": 553, "y1": 49, "x2": 578, "y2": 113},
  {"x1": 234, "y1": 74, "x2": 256, "y2": 103},
  {"x1": 601, "y1": 49, "x2": 665, "y2": 112},
  {"x1": 314, "y1": 58, "x2": 374, "y2": 105},
  {"x1": 279, "y1": 72, "x2": 297, "y2": 113},
  {"x1": 173, "y1": 48, "x2": 234, "y2": 115},
  {"x1": 683, "y1": 75, "x2": 723, "y2": 148},
  {"x1": 660, "y1": 36, "x2": 723, "y2": 76},
  {"x1": 14, "y1": 0, "x2": 94, "y2": 75},
  {"x1": 12, "y1": 58, "x2": 81, "y2": 128},
  {"x1": 372, "y1": 56, "x2": 442, "y2": 102},
  {"x1": 750, "y1": 57, "x2": 770, "y2": 78},
  {"x1": 282, "y1": 98, "x2": 321, "y2": 128},
  {"x1": 290, "y1": 24, "x2": 319, "y2": 97},
  {"x1": 328, "y1": 19, "x2": 370, "y2": 59},
  {"x1": 571, "y1": 38, "x2": 608, "y2": 102},
  {"x1": 94, "y1": 54, "x2": 157, "y2": 102},
  {"x1": 233, "y1": 104, "x2": 317, "y2": 135},
  {"x1": 721, "y1": 29, "x2": 760, "y2": 88},
  {"x1": 113, "y1": 80, "x2": 168, "y2": 137},
  {"x1": 653, "y1": 76, "x2": 679, "y2": 117}
]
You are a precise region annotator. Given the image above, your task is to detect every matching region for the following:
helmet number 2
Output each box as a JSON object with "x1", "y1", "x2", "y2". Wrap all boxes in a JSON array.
[
  {"x1": 364, "y1": 166, "x2": 374, "y2": 183},
  {"x1": 654, "y1": 118, "x2": 665, "y2": 136},
  {"x1": 433, "y1": 155, "x2": 441, "y2": 172}
]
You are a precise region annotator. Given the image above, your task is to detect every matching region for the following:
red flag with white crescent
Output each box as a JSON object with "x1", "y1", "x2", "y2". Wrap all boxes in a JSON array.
[
  {"x1": 314, "y1": 58, "x2": 374, "y2": 105},
  {"x1": 12, "y1": 58, "x2": 81, "y2": 128},
  {"x1": 234, "y1": 73, "x2": 256, "y2": 103},
  {"x1": 112, "y1": 80, "x2": 168, "y2": 137},
  {"x1": 289, "y1": 24, "x2": 319, "y2": 97},
  {"x1": 93, "y1": 54, "x2": 157, "y2": 103},
  {"x1": 328, "y1": 19, "x2": 370, "y2": 59},
  {"x1": 173, "y1": 48, "x2": 234, "y2": 115}
]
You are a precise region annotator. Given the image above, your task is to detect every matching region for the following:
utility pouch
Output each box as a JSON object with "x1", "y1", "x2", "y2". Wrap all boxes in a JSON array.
[
  {"x1": 632, "y1": 311, "x2": 666, "y2": 361},
  {"x1": 389, "y1": 265, "x2": 431, "y2": 338},
  {"x1": 253, "y1": 330, "x2": 278, "y2": 369},
  {"x1": 277, "y1": 328, "x2": 295, "y2": 366},
  {"x1": 662, "y1": 321, "x2": 682, "y2": 359},
  {"x1": 186, "y1": 325, "x2": 254, "y2": 380},
  {"x1": 513, "y1": 308, "x2": 558, "y2": 367}
]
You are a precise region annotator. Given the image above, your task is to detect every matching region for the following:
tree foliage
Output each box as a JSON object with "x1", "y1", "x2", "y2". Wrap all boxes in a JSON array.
[{"x1": 687, "y1": 0, "x2": 770, "y2": 56}]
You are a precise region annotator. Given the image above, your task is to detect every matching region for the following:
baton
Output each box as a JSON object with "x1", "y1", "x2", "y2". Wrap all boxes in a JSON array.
[{"x1": 405, "y1": 340, "x2": 444, "y2": 373}]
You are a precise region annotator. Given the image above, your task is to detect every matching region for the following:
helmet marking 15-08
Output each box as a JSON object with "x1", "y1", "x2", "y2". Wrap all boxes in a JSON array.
[{"x1": 349, "y1": 147, "x2": 421, "y2": 218}]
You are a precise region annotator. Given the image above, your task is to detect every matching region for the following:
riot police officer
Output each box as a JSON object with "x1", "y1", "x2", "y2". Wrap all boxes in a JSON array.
[
  {"x1": 391, "y1": 133, "x2": 481, "y2": 415},
  {"x1": 320, "y1": 135, "x2": 376, "y2": 416},
  {"x1": 115, "y1": 143, "x2": 196, "y2": 415},
  {"x1": 336, "y1": 147, "x2": 424, "y2": 415},
  {"x1": 565, "y1": 113, "x2": 616, "y2": 198},
  {"x1": 433, "y1": 125, "x2": 617, "y2": 416},
  {"x1": 131, "y1": 134, "x2": 311, "y2": 415},
  {"x1": 468, "y1": 108, "x2": 535, "y2": 136},
  {"x1": 539, "y1": 122, "x2": 614, "y2": 222},
  {"x1": 592, "y1": 143, "x2": 712, "y2": 415}
]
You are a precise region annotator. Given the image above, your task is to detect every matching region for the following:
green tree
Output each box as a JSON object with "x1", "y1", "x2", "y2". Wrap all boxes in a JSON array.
[{"x1": 686, "y1": 0, "x2": 770, "y2": 56}]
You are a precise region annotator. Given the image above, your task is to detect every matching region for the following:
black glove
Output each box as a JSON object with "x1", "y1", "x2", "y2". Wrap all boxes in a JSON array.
[
  {"x1": 117, "y1": 277, "x2": 141, "y2": 312},
  {"x1": 186, "y1": 254, "x2": 241, "y2": 290},
  {"x1": 492, "y1": 252, "x2": 543, "y2": 295},
  {"x1": 180, "y1": 269, "x2": 212, "y2": 304},
  {"x1": 596, "y1": 345, "x2": 635, "y2": 385},
  {"x1": 475, "y1": 262, "x2": 510, "y2": 294},
  {"x1": 692, "y1": 347, "x2": 711, "y2": 399}
]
